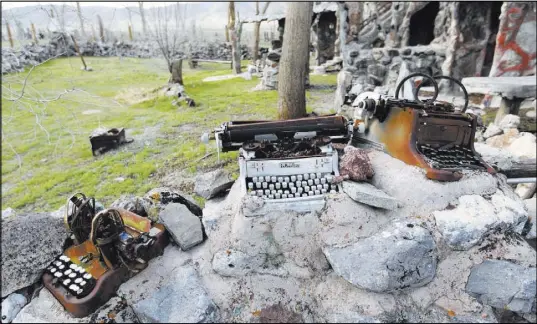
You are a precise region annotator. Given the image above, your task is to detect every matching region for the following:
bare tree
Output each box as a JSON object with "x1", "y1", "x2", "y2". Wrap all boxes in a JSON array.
[
  {"x1": 76, "y1": 2, "x2": 86, "y2": 38},
  {"x1": 6, "y1": 21, "x2": 14, "y2": 48},
  {"x1": 277, "y1": 2, "x2": 313, "y2": 120},
  {"x1": 150, "y1": 3, "x2": 187, "y2": 84},
  {"x1": 31, "y1": 23, "x2": 38, "y2": 44},
  {"x1": 228, "y1": 2, "x2": 242, "y2": 74},
  {"x1": 97, "y1": 15, "x2": 104, "y2": 42},
  {"x1": 139, "y1": 2, "x2": 147, "y2": 36},
  {"x1": 253, "y1": 2, "x2": 271, "y2": 61}
]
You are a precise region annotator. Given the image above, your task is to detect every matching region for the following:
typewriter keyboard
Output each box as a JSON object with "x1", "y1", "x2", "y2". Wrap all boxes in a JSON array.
[
  {"x1": 246, "y1": 172, "x2": 339, "y2": 199},
  {"x1": 418, "y1": 144, "x2": 486, "y2": 170},
  {"x1": 46, "y1": 254, "x2": 96, "y2": 298}
]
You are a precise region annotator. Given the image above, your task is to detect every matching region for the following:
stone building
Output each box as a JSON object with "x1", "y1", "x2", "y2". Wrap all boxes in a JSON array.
[{"x1": 334, "y1": 1, "x2": 536, "y2": 110}]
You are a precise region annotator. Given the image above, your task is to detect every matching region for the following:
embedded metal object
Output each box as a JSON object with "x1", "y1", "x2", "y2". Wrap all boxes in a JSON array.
[{"x1": 89, "y1": 128, "x2": 133, "y2": 156}]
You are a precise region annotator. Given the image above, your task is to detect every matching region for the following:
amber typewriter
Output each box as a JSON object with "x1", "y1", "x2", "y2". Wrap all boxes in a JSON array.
[
  {"x1": 42, "y1": 193, "x2": 168, "y2": 317},
  {"x1": 352, "y1": 73, "x2": 496, "y2": 182}
]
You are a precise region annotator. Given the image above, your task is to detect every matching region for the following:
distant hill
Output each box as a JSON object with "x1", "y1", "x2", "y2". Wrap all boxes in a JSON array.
[{"x1": 1, "y1": 2, "x2": 287, "y2": 37}]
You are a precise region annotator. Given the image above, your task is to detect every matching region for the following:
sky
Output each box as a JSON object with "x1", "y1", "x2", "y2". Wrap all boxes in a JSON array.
[{"x1": 1, "y1": 2, "x2": 196, "y2": 10}]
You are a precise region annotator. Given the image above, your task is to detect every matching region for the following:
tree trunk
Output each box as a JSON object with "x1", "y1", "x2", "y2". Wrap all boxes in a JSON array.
[
  {"x1": 228, "y1": 1, "x2": 241, "y2": 74},
  {"x1": 71, "y1": 34, "x2": 87, "y2": 71},
  {"x1": 6, "y1": 22, "x2": 13, "y2": 48},
  {"x1": 139, "y1": 2, "x2": 147, "y2": 36},
  {"x1": 76, "y1": 2, "x2": 86, "y2": 37},
  {"x1": 170, "y1": 59, "x2": 184, "y2": 85},
  {"x1": 253, "y1": 22, "x2": 261, "y2": 61},
  {"x1": 277, "y1": 2, "x2": 313, "y2": 120},
  {"x1": 31, "y1": 23, "x2": 37, "y2": 44},
  {"x1": 128, "y1": 24, "x2": 133, "y2": 41},
  {"x1": 97, "y1": 15, "x2": 105, "y2": 42}
]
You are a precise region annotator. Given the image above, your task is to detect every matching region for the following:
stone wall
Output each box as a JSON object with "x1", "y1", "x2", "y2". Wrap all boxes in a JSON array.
[
  {"x1": 2, "y1": 32, "x2": 253, "y2": 75},
  {"x1": 335, "y1": 1, "x2": 536, "y2": 113}
]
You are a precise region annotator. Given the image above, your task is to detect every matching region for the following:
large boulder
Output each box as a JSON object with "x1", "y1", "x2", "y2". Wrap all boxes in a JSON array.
[
  {"x1": 506, "y1": 132, "x2": 537, "y2": 159},
  {"x1": 323, "y1": 221, "x2": 437, "y2": 292},
  {"x1": 159, "y1": 203, "x2": 204, "y2": 251},
  {"x1": 1, "y1": 212, "x2": 68, "y2": 297},
  {"x1": 486, "y1": 128, "x2": 520, "y2": 148},
  {"x1": 524, "y1": 198, "x2": 536, "y2": 239},
  {"x1": 194, "y1": 169, "x2": 234, "y2": 200},
  {"x1": 433, "y1": 192, "x2": 528, "y2": 250},
  {"x1": 483, "y1": 123, "x2": 503, "y2": 139},
  {"x1": 131, "y1": 265, "x2": 219, "y2": 323},
  {"x1": 465, "y1": 259, "x2": 536, "y2": 314}
]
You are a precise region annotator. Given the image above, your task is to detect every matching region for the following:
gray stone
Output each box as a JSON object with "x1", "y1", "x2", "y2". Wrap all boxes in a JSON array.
[
  {"x1": 434, "y1": 192, "x2": 528, "y2": 250},
  {"x1": 524, "y1": 198, "x2": 536, "y2": 239},
  {"x1": 507, "y1": 132, "x2": 536, "y2": 159},
  {"x1": 110, "y1": 194, "x2": 151, "y2": 216},
  {"x1": 462, "y1": 76, "x2": 536, "y2": 100},
  {"x1": 334, "y1": 70, "x2": 352, "y2": 109},
  {"x1": 131, "y1": 265, "x2": 219, "y2": 323},
  {"x1": 1, "y1": 212, "x2": 67, "y2": 297},
  {"x1": 1, "y1": 293, "x2": 27, "y2": 323},
  {"x1": 2, "y1": 207, "x2": 14, "y2": 220},
  {"x1": 12, "y1": 288, "x2": 86, "y2": 323},
  {"x1": 118, "y1": 246, "x2": 192, "y2": 305},
  {"x1": 115, "y1": 306, "x2": 139, "y2": 323},
  {"x1": 145, "y1": 187, "x2": 203, "y2": 218},
  {"x1": 323, "y1": 221, "x2": 437, "y2": 292},
  {"x1": 342, "y1": 181, "x2": 399, "y2": 210},
  {"x1": 474, "y1": 142, "x2": 515, "y2": 171},
  {"x1": 483, "y1": 123, "x2": 503, "y2": 139},
  {"x1": 465, "y1": 259, "x2": 536, "y2": 314},
  {"x1": 194, "y1": 169, "x2": 234, "y2": 200},
  {"x1": 159, "y1": 203, "x2": 203, "y2": 251},
  {"x1": 499, "y1": 114, "x2": 521, "y2": 130},
  {"x1": 212, "y1": 249, "x2": 264, "y2": 277}
]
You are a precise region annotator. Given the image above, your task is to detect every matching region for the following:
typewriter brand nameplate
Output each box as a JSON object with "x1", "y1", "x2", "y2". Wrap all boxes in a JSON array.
[{"x1": 280, "y1": 162, "x2": 300, "y2": 168}]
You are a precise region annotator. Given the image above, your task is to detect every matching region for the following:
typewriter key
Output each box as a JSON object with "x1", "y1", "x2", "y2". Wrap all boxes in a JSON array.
[
  {"x1": 314, "y1": 179, "x2": 320, "y2": 185},
  {"x1": 63, "y1": 279, "x2": 72, "y2": 285},
  {"x1": 316, "y1": 172, "x2": 322, "y2": 179},
  {"x1": 255, "y1": 182, "x2": 261, "y2": 189},
  {"x1": 262, "y1": 182, "x2": 268, "y2": 189},
  {"x1": 291, "y1": 175, "x2": 297, "y2": 182},
  {"x1": 291, "y1": 187, "x2": 297, "y2": 193},
  {"x1": 296, "y1": 181, "x2": 302, "y2": 187},
  {"x1": 278, "y1": 177, "x2": 283, "y2": 183},
  {"x1": 271, "y1": 176, "x2": 277, "y2": 183},
  {"x1": 297, "y1": 175, "x2": 303, "y2": 181},
  {"x1": 303, "y1": 174, "x2": 309, "y2": 180},
  {"x1": 54, "y1": 272, "x2": 62, "y2": 278},
  {"x1": 282, "y1": 194, "x2": 288, "y2": 199},
  {"x1": 307, "y1": 179, "x2": 313, "y2": 186},
  {"x1": 275, "y1": 193, "x2": 281, "y2": 199},
  {"x1": 310, "y1": 173, "x2": 316, "y2": 180},
  {"x1": 322, "y1": 189, "x2": 327, "y2": 194},
  {"x1": 248, "y1": 182, "x2": 254, "y2": 189},
  {"x1": 289, "y1": 182, "x2": 295, "y2": 188},
  {"x1": 321, "y1": 178, "x2": 326, "y2": 184},
  {"x1": 284, "y1": 177, "x2": 290, "y2": 183},
  {"x1": 276, "y1": 183, "x2": 281, "y2": 189},
  {"x1": 282, "y1": 182, "x2": 288, "y2": 189},
  {"x1": 298, "y1": 188, "x2": 304, "y2": 194},
  {"x1": 252, "y1": 176, "x2": 258, "y2": 183},
  {"x1": 315, "y1": 190, "x2": 320, "y2": 195},
  {"x1": 265, "y1": 176, "x2": 271, "y2": 182}
]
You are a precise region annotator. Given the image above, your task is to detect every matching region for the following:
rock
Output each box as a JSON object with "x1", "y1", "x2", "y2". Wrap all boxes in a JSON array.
[
  {"x1": 1, "y1": 212, "x2": 67, "y2": 297},
  {"x1": 145, "y1": 187, "x2": 202, "y2": 217},
  {"x1": 194, "y1": 169, "x2": 234, "y2": 200},
  {"x1": 433, "y1": 192, "x2": 528, "y2": 250},
  {"x1": 498, "y1": 114, "x2": 521, "y2": 130},
  {"x1": 115, "y1": 306, "x2": 139, "y2": 323},
  {"x1": 334, "y1": 70, "x2": 352, "y2": 109},
  {"x1": 485, "y1": 128, "x2": 520, "y2": 148},
  {"x1": 89, "y1": 297, "x2": 132, "y2": 323},
  {"x1": 409, "y1": 231, "x2": 536, "y2": 318},
  {"x1": 1, "y1": 293, "x2": 27, "y2": 323},
  {"x1": 524, "y1": 198, "x2": 536, "y2": 239},
  {"x1": 474, "y1": 142, "x2": 515, "y2": 171},
  {"x1": 342, "y1": 181, "x2": 399, "y2": 210},
  {"x1": 159, "y1": 203, "x2": 203, "y2": 251},
  {"x1": 367, "y1": 150, "x2": 498, "y2": 220},
  {"x1": 465, "y1": 259, "x2": 536, "y2": 314},
  {"x1": 118, "y1": 246, "x2": 192, "y2": 305},
  {"x1": 506, "y1": 132, "x2": 537, "y2": 159},
  {"x1": 241, "y1": 194, "x2": 326, "y2": 217},
  {"x1": 516, "y1": 183, "x2": 537, "y2": 200},
  {"x1": 257, "y1": 304, "x2": 302, "y2": 323},
  {"x1": 131, "y1": 265, "x2": 219, "y2": 323},
  {"x1": 212, "y1": 249, "x2": 264, "y2": 277},
  {"x1": 12, "y1": 288, "x2": 85, "y2": 323},
  {"x1": 115, "y1": 177, "x2": 126, "y2": 182},
  {"x1": 2, "y1": 207, "x2": 14, "y2": 220},
  {"x1": 483, "y1": 123, "x2": 503, "y2": 139},
  {"x1": 323, "y1": 221, "x2": 437, "y2": 292},
  {"x1": 339, "y1": 146, "x2": 374, "y2": 181},
  {"x1": 110, "y1": 194, "x2": 151, "y2": 217}
]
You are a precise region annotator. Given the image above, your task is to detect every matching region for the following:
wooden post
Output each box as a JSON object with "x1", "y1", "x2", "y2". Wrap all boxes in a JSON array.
[
  {"x1": 128, "y1": 24, "x2": 133, "y2": 41},
  {"x1": 71, "y1": 34, "x2": 88, "y2": 71},
  {"x1": 6, "y1": 22, "x2": 14, "y2": 48},
  {"x1": 31, "y1": 23, "x2": 38, "y2": 44}
]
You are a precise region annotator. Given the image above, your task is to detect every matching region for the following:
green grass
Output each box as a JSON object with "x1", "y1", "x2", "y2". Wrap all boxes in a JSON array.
[{"x1": 2, "y1": 57, "x2": 338, "y2": 212}]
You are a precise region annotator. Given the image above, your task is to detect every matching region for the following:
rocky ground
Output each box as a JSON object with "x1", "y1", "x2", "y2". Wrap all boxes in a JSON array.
[{"x1": 2, "y1": 133, "x2": 536, "y2": 323}]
